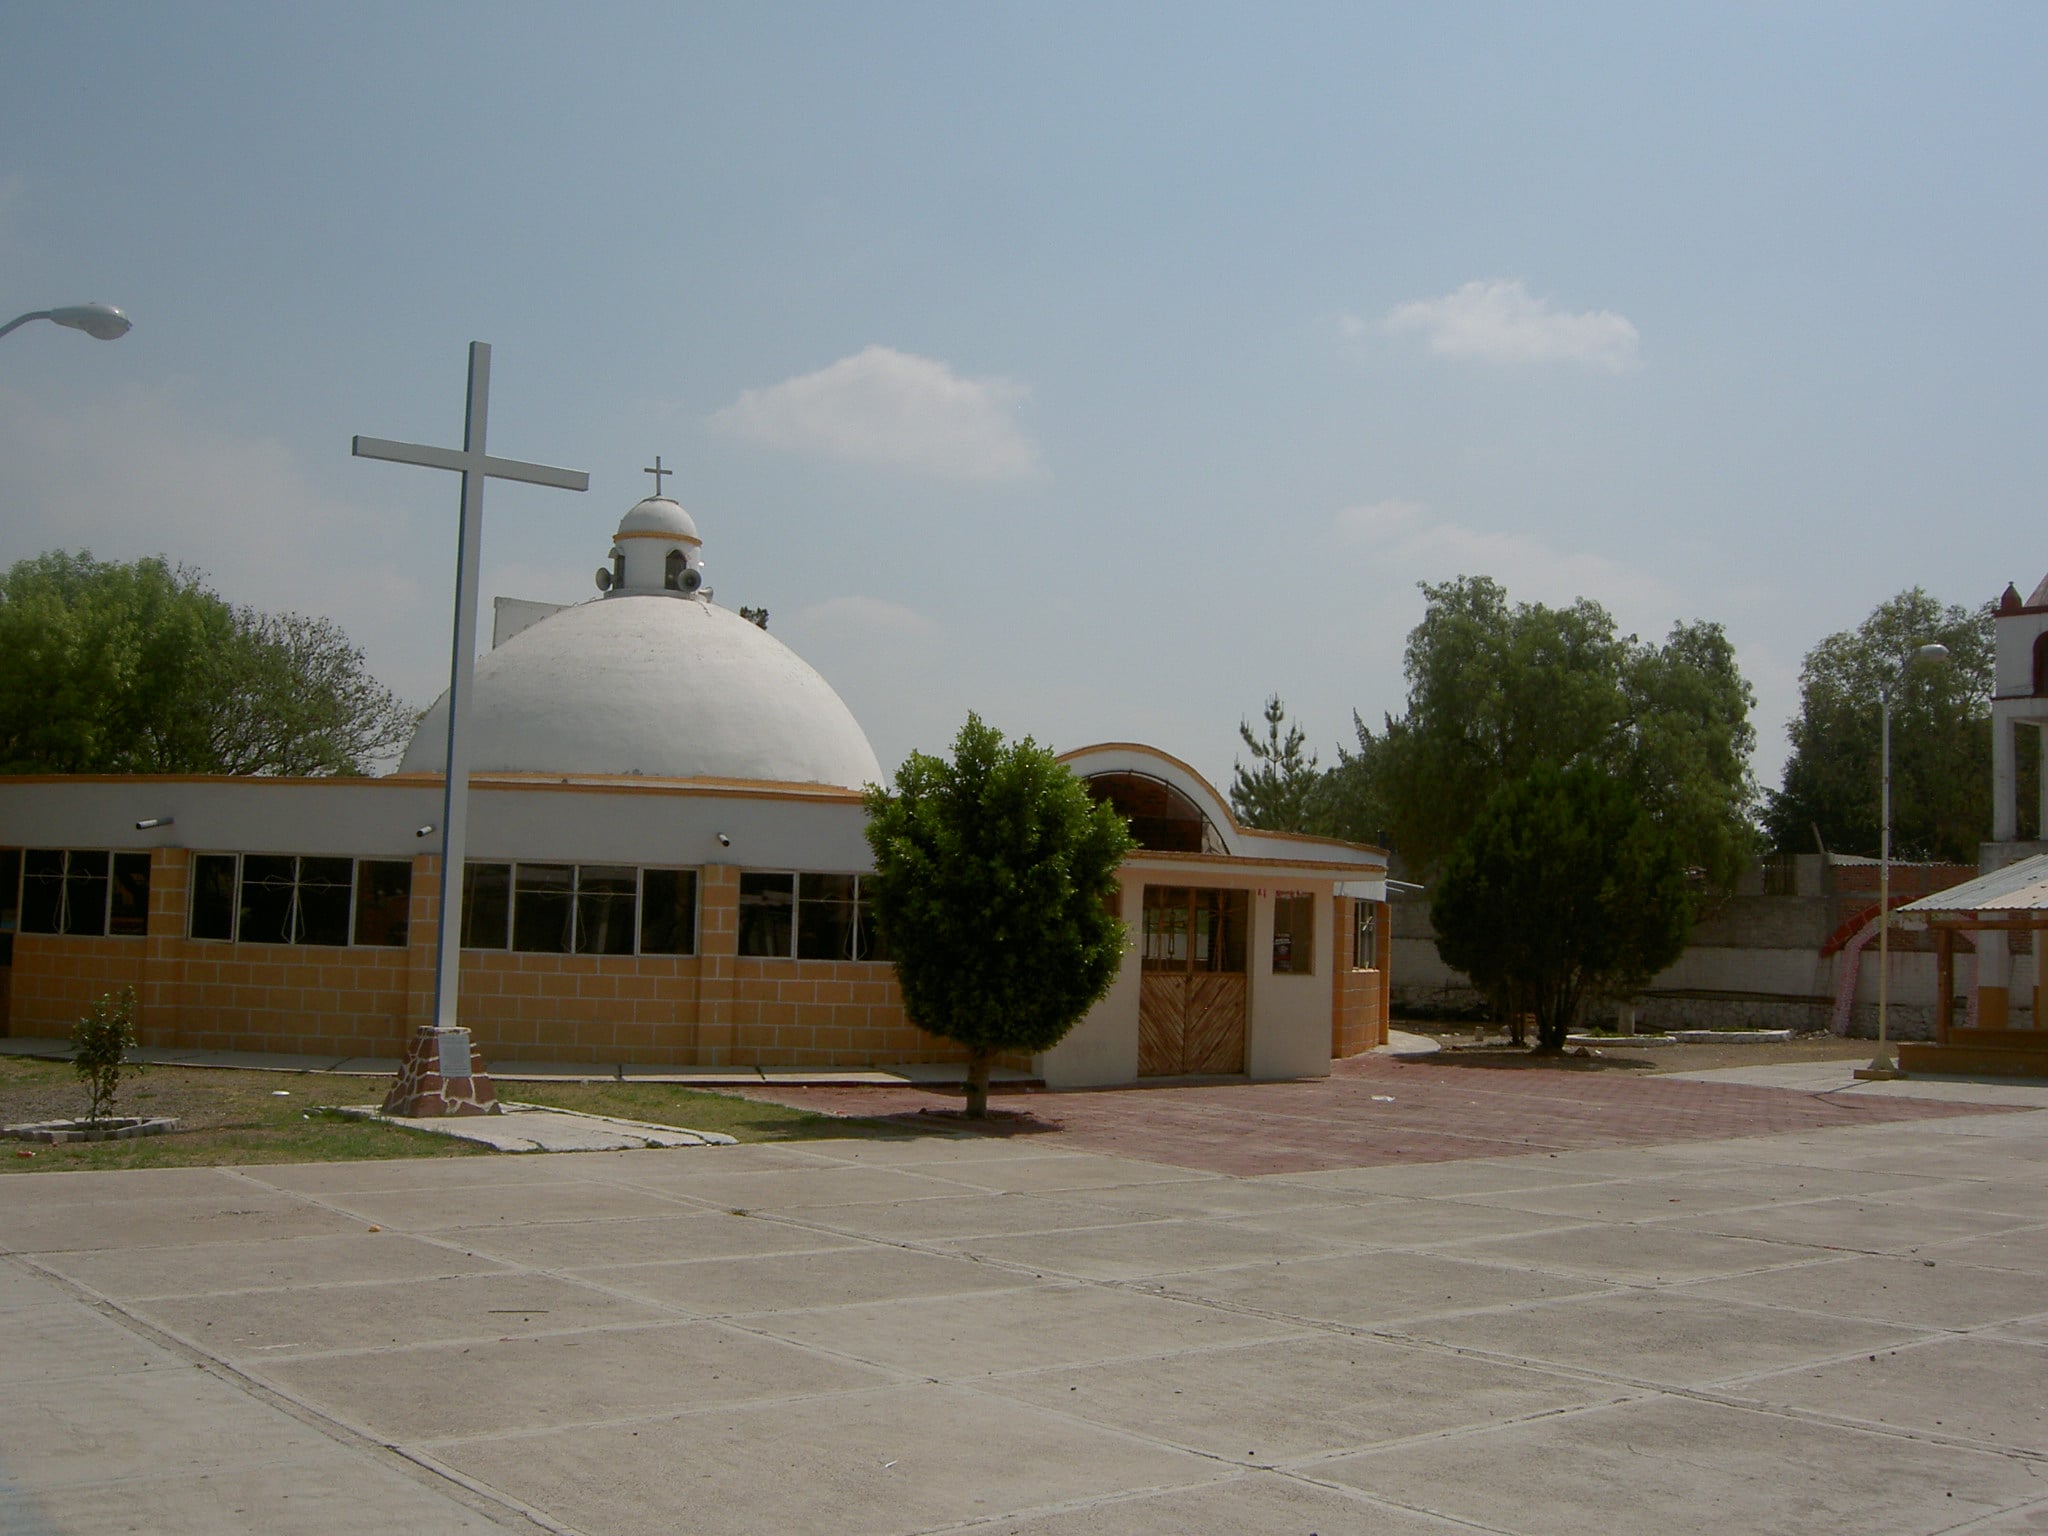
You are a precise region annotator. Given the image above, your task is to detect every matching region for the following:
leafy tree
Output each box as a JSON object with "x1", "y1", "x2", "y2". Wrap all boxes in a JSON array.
[
  {"x1": 862, "y1": 714, "x2": 1134, "y2": 1117},
  {"x1": 1433, "y1": 764, "x2": 1690, "y2": 1051},
  {"x1": 1322, "y1": 577, "x2": 1757, "y2": 890},
  {"x1": 1763, "y1": 589, "x2": 2024, "y2": 862},
  {"x1": 1229, "y1": 695, "x2": 1320, "y2": 831},
  {"x1": 0, "y1": 552, "x2": 413, "y2": 776}
]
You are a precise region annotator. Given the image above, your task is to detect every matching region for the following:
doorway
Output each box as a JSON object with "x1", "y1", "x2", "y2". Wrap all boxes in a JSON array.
[{"x1": 1138, "y1": 885, "x2": 1248, "y2": 1075}]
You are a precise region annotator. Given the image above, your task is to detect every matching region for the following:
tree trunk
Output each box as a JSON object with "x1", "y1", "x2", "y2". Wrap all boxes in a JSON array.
[{"x1": 964, "y1": 1051, "x2": 991, "y2": 1119}]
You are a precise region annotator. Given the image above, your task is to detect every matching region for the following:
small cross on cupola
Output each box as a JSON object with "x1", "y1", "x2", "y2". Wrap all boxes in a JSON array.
[{"x1": 644, "y1": 455, "x2": 674, "y2": 497}]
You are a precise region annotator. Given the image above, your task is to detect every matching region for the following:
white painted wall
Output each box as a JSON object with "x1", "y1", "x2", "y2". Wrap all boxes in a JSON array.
[
  {"x1": 1247, "y1": 882, "x2": 1335, "y2": 1079},
  {"x1": 1039, "y1": 872, "x2": 1142, "y2": 1088}
]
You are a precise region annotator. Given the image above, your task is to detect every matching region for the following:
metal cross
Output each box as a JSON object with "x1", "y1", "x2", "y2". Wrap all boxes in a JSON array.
[
  {"x1": 353, "y1": 342, "x2": 588, "y2": 1033},
  {"x1": 644, "y1": 454, "x2": 672, "y2": 496}
]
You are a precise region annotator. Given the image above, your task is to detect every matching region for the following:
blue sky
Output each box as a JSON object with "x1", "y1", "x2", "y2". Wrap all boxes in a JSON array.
[{"x1": 4, "y1": 3, "x2": 2044, "y2": 796}]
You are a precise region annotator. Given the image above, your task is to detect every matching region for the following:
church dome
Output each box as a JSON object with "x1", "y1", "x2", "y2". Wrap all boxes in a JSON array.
[{"x1": 398, "y1": 488, "x2": 882, "y2": 789}]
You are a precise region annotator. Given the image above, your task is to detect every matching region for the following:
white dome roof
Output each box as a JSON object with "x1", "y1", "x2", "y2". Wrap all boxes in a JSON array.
[
  {"x1": 399, "y1": 595, "x2": 882, "y2": 788},
  {"x1": 617, "y1": 496, "x2": 699, "y2": 543}
]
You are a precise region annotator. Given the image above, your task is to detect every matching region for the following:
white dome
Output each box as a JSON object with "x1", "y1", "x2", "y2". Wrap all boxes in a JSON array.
[
  {"x1": 399, "y1": 595, "x2": 882, "y2": 788},
  {"x1": 617, "y1": 496, "x2": 699, "y2": 542}
]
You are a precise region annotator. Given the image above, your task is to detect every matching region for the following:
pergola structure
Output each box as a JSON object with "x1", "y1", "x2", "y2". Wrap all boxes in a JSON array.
[{"x1": 1897, "y1": 853, "x2": 2048, "y2": 1077}]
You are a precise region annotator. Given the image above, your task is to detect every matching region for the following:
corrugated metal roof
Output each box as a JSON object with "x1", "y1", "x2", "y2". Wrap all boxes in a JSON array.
[{"x1": 1899, "y1": 853, "x2": 2048, "y2": 915}]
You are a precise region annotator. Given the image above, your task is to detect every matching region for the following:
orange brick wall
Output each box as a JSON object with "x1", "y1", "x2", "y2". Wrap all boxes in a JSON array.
[
  {"x1": 3, "y1": 849, "x2": 964, "y2": 1068},
  {"x1": 1330, "y1": 896, "x2": 1391, "y2": 1058}
]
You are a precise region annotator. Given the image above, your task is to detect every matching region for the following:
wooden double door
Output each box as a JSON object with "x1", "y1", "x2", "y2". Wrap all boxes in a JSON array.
[{"x1": 1138, "y1": 885, "x2": 1248, "y2": 1076}]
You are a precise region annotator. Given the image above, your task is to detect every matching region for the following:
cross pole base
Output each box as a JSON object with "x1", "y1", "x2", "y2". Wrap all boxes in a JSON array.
[{"x1": 383, "y1": 1025, "x2": 502, "y2": 1117}]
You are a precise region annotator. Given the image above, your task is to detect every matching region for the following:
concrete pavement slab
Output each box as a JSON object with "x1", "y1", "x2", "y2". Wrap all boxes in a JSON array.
[
  {"x1": 1664, "y1": 1193, "x2": 2041, "y2": 1254},
  {"x1": 1679, "y1": 1250, "x2": 2048, "y2": 1329},
  {"x1": 126, "y1": 1269, "x2": 673, "y2": 1358},
  {"x1": 260, "y1": 1319, "x2": 894, "y2": 1441},
  {"x1": 935, "y1": 1214, "x2": 1360, "y2": 1282},
  {"x1": 303, "y1": 1176, "x2": 700, "y2": 1232},
  {"x1": 1319, "y1": 1393, "x2": 2045, "y2": 1536},
  {"x1": 1272, "y1": 1155, "x2": 1634, "y2": 1198},
  {"x1": 786, "y1": 1190, "x2": 1169, "y2": 1243},
  {"x1": 585, "y1": 1242, "x2": 1035, "y2": 1315},
  {"x1": 1038, "y1": 1172, "x2": 1357, "y2": 1221},
  {"x1": 898, "y1": 1149, "x2": 1218, "y2": 1195},
  {"x1": 443, "y1": 1208, "x2": 865, "y2": 1269},
  {"x1": 1455, "y1": 1218, "x2": 1831, "y2": 1284},
  {"x1": 1229, "y1": 1193, "x2": 1592, "y2": 1250},
  {"x1": 1739, "y1": 1333, "x2": 2048, "y2": 1451},
  {"x1": 36, "y1": 1229, "x2": 512, "y2": 1300},
  {"x1": 0, "y1": 1192, "x2": 370, "y2": 1254},
  {"x1": 1391, "y1": 1287, "x2": 1924, "y2": 1388},
  {"x1": 983, "y1": 1333, "x2": 1628, "y2": 1463},
  {"x1": 0, "y1": 1297, "x2": 186, "y2": 1382},
  {"x1": 1152, "y1": 1249, "x2": 1607, "y2": 1327},
  {"x1": 570, "y1": 1160, "x2": 985, "y2": 1212},
  {"x1": 432, "y1": 1381, "x2": 1230, "y2": 1536},
  {"x1": 1918, "y1": 1224, "x2": 2048, "y2": 1274},
  {"x1": 1870, "y1": 1177, "x2": 2048, "y2": 1218},
  {"x1": 979, "y1": 1472, "x2": 1471, "y2": 1535},
  {"x1": 743, "y1": 1280, "x2": 1311, "y2": 1378}
]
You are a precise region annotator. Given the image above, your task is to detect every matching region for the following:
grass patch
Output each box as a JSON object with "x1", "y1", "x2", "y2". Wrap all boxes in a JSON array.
[
  {"x1": 1, "y1": 1055, "x2": 915, "y2": 1172},
  {"x1": 505, "y1": 1079, "x2": 917, "y2": 1143}
]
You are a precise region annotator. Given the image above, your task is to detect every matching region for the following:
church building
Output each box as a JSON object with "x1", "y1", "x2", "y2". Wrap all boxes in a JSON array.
[{"x1": 0, "y1": 486, "x2": 1391, "y2": 1086}]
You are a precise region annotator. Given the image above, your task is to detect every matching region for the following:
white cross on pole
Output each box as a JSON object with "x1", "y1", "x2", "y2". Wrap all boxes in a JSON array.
[{"x1": 353, "y1": 342, "x2": 588, "y2": 1032}]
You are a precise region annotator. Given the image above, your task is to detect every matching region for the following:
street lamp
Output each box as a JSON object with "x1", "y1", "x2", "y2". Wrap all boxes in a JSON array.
[
  {"x1": 0, "y1": 303, "x2": 133, "y2": 343},
  {"x1": 1860, "y1": 641, "x2": 1951, "y2": 1079}
]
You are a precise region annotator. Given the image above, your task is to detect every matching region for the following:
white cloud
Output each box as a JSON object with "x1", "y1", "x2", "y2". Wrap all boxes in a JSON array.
[
  {"x1": 1332, "y1": 499, "x2": 1428, "y2": 542},
  {"x1": 1384, "y1": 279, "x2": 1641, "y2": 372},
  {"x1": 709, "y1": 345, "x2": 1039, "y2": 480}
]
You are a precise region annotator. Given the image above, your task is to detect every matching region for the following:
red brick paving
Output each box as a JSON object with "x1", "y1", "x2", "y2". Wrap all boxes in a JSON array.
[{"x1": 741, "y1": 1054, "x2": 2024, "y2": 1177}]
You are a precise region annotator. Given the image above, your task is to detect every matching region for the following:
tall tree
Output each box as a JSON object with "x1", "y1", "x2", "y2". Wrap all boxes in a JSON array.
[
  {"x1": 1229, "y1": 695, "x2": 1320, "y2": 831},
  {"x1": 0, "y1": 551, "x2": 414, "y2": 777},
  {"x1": 1764, "y1": 589, "x2": 2018, "y2": 862},
  {"x1": 1324, "y1": 577, "x2": 1757, "y2": 889},
  {"x1": 1433, "y1": 763, "x2": 1691, "y2": 1051},
  {"x1": 862, "y1": 714, "x2": 1134, "y2": 1117}
]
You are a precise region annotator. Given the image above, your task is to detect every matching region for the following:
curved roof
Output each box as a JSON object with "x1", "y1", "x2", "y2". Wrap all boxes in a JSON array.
[
  {"x1": 616, "y1": 495, "x2": 700, "y2": 544},
  {"x1": 399, "y1": 595, "x2": 882, "y2": 788}
]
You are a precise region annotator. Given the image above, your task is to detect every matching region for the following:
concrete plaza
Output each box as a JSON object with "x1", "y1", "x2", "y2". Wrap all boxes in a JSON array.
[{"x1": 5, "y1": 1063, "x2": 2048, "y2": 1534}]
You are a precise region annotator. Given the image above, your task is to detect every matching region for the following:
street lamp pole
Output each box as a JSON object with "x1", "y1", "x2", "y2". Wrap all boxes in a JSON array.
[
  {"x1": 1862, "y1": 642, "x2": 1951, "y2": 1079},
  {"x1": 0, "y1": 303, "x2": 132, "y2": 344}
]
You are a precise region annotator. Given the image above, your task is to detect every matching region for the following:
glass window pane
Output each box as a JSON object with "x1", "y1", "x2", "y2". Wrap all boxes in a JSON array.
[
  {"x1": 0, "y1": 848, "x2": 19, "y2": 936},
  {"x1": 639, "y1": 869, "x2": 697, "y2": 955},
  {"x1": 1193, "y1": 888, "x2": 1246, "y2": 974},
  {"x1": 19, "y1": 849, "x2": 64, "y2": 935},
  {"x1": 738, "y1": 872, "x2": 794, "y2": 958},
  {"x1": 1352, "y1": 902, "x2": 1377, "y2": 970},
  {"x1": 238, "y1": 855, "x2": 296, "y2": 944},
  {"x1": 1141, "y1": 886, "x2": 1189, "y2": 972},
  {"x1": 462, "y1": 863, "x2": 511, "y2": 949},
  {"x1": 110, "y1": 853, "x2": 152, "y2": 937},
  {"x1": 190, "y1": 854, "x2": 237, "y2": 940},
  {"x1": 576, "y1": 864, "x2": 637, "y2": 955},
  {"x1": 1272, "y1": 892, "x2": 1314, "y2": 975},
  {"x1": 797, "y1": 872, "x2": 858, "y2": 960},
  {"x1": 297, "y1": 857, "x2": 353, "y2": 946},
  {"x1": 59, "y1": 849, "x2": 110, "y2": 937},
  {"x1": 354, "y1": 860, "x2": 412, "y2": 947},
  {"x1": 512, "y1": 863, "x2": 575, "y2": 953}
]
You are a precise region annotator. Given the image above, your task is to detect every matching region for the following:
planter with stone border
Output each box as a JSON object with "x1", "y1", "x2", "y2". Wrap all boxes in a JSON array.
[{"x1": 2, "y1": 1116, "x2": 182, "y2": 1143}]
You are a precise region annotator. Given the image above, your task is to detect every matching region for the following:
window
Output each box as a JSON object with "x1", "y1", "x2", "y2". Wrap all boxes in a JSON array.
[
  {"x1": 639, "y1": 869, "x2": 698, "y2": 955},
  {"x1": 797, "y1": 873, "x2": 886, "y2": 961},
  {"x1": 354, "y1": 861, "x2": 412, "y2": 946},
  {"x1": 0, "y1": 848, "x2": 19, "y2": 965},
  {"x1": 1272, "y1": 892, "x2": 1314, "y2": 975},
  {"x1": 188, "y1": 855, "x2": 411, "y2": 947},
  {"x1": 17, "y1": 849, "x2": 149, "y2": 938},
  {"x1": 738, "y1": 871, "x2": 795, "y2": 957},
  {"x1": 462, "y1": 862, "x2": 697, "y2": 956},
  {"x1": 1142, "y1": 886, "x2": 1248, "y2": 975},
  {"x1": 1351, "y1": 901, "x2": 1379, "y2": 971}
]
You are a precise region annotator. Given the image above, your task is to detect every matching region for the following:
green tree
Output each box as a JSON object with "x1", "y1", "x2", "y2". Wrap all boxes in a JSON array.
[
  {"x1": 862, "y1": 714, "x2": 1134, "y2": 1117},
  {"x1": 1433, "y1": 764, "x2": 1691, "y2": 1052},
  {"x1": 1324, "y1": 577, "x2": 1757, "y2": 889},
  {"x1": 1229, "y1": 695, "x2": 1320, "y2": 831},
  {"x1": 0, "y1": 552, "x2": 413, "y2": 776},
  {"x1": 1763, "y1": 589, "x2": 2022, "y2": 862}
]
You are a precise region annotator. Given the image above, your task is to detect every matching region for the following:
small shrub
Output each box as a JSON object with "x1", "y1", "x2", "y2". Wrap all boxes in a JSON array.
[{"x1": 72, "y1": 987, "x2": 138, "y2": 1125}]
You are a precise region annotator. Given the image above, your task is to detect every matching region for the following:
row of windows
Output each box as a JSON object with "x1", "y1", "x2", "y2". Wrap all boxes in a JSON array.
[
  {"x1": 0, "y1": 849, "x2": 153, "y2": 939},
  {"x1": 191, "y1": 854, "x2": 414, "y2": 947},
  {"x1": 461, "y1": 864, "x2": 697, "y2": 956},
  {"x1": 739, "y1": 872, "x2": 887, "y2": 961}
]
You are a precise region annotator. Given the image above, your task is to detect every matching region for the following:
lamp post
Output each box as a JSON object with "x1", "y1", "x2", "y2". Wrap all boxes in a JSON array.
[
  {"x1": 0, "y1": 303, "x2": 132, "y2": 344},
  {"x1": 1860, "y1": 641, "x2": 1951, "y2": 1079}
]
